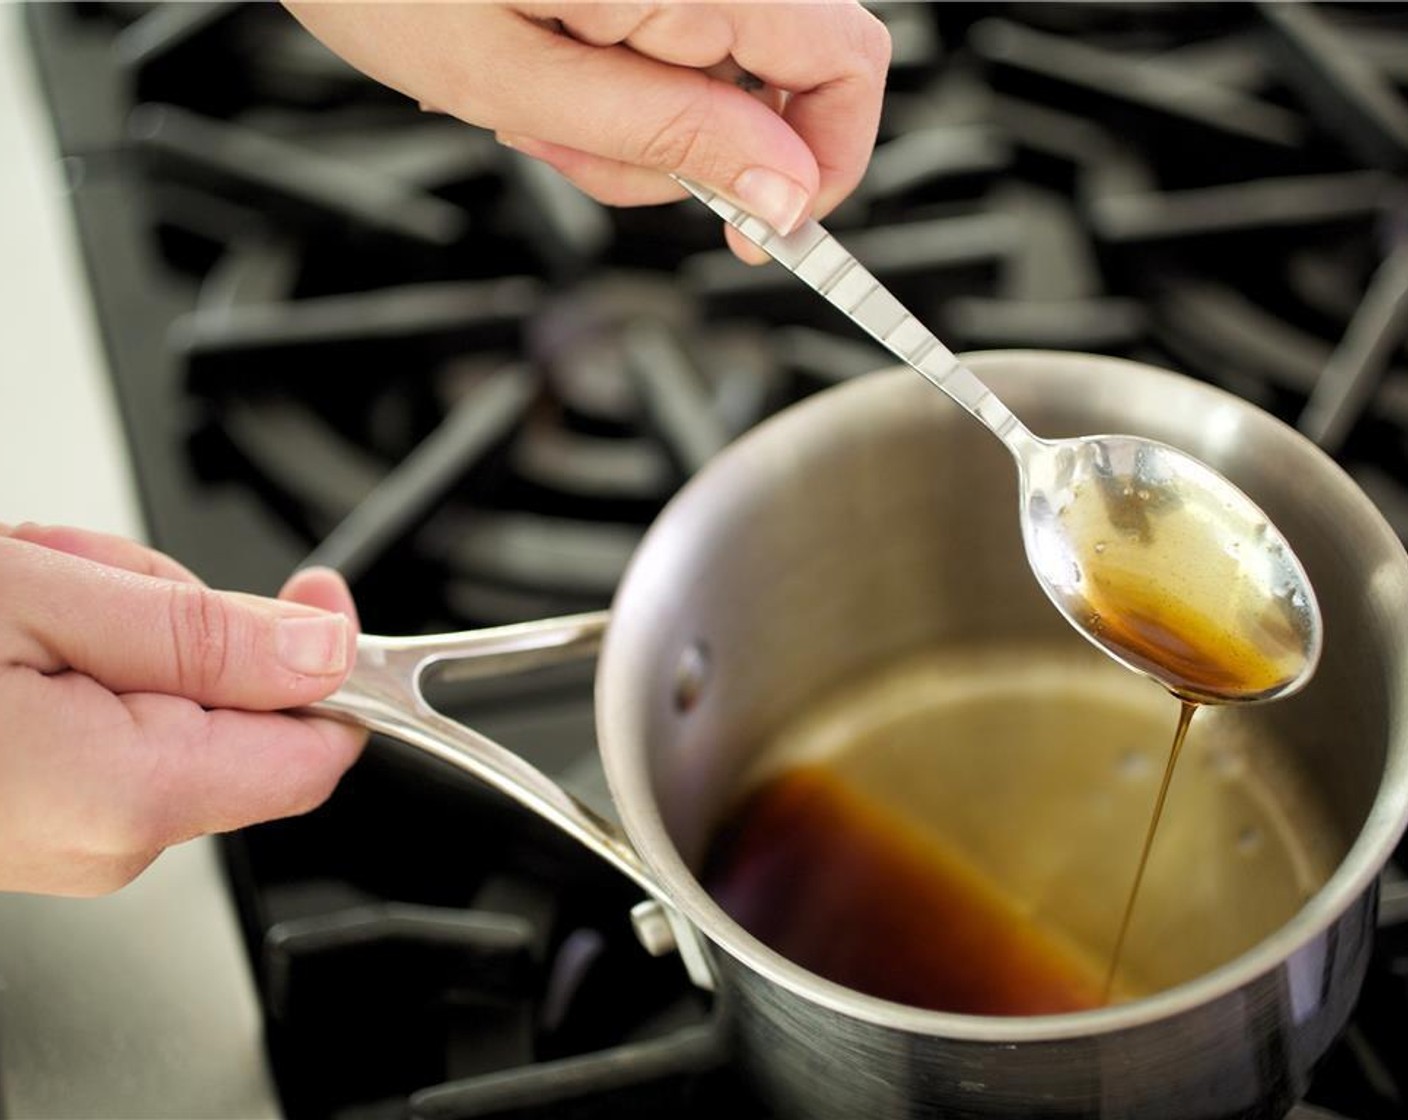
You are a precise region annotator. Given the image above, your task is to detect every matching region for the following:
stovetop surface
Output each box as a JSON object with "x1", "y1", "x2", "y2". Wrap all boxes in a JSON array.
[{"x1": 20, "y1": 3, "x2": 1408, "y2": 1118}]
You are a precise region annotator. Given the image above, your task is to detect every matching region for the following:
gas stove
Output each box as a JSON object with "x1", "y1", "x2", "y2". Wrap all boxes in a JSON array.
[{"x1": 16, "y1": 3, "x2": 1408, "y2": 1118}]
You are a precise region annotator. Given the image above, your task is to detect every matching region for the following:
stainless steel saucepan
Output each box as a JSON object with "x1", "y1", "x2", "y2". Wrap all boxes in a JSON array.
[{"x1": 314, "y1": 351, "x2": 1408, "y2": 1119}]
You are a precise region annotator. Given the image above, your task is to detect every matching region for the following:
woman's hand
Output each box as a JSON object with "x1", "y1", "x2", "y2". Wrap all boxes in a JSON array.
[
  {"x1": 283, "y1": 1, "x2": 890, "y2": 261},
  {"x1": 0, "y1": 524, "x2": 366, "y2": 896}
]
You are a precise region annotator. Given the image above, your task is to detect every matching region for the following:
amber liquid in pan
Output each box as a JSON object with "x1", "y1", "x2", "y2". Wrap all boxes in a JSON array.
[
  {"x1": 703, "y1": 765, "x2": 1108, "y2": 1015},
  {"x1": 703, "y1": 582, "x2": 1302, "y2": 1015}
]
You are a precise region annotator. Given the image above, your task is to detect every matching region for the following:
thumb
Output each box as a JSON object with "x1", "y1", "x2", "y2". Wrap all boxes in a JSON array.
[{"x1": 1, "y1": 537, "x2": 354, "y2": 710}]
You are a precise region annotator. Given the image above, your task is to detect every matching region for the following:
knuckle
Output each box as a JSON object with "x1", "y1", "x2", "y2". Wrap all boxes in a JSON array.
[
  {"x1": 166, "y1": 584, "x2": 231, "y2": 696},
  {"x1": 285, "y1": 769, "x2": 342, "y2": 819},
  {"x1": 262, "y1": 768, "x2": 338, "y2": 825},
  {"x1": 282, "y1": 738, "x2": 356, "y2": 819},
  {"x1": 118, "y1": 737, "x2": 186, "y2": 855},
  {"x1": 852, "y1": 9, "x2": 893, "y2": 76},
  {"x1": 633, "y1": 88, "x2": 713, "y2": 174}
]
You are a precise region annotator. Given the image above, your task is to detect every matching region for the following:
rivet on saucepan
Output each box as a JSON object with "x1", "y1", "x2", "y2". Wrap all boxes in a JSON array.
[
  {"x1": 673, "y1": 641, "x2": 711, "y2": 713},
  {"x1": 630, "y1": 899, "x2": 678, "y2": 956}
]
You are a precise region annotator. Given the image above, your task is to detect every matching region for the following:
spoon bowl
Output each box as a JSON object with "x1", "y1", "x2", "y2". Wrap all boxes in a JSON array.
[
  {"x1": 1019, "y1": 433, "x2": 1321, "y2": 703},
  {"x1": 678, "y1": 180, "x2": 1323, "y2": 703}
]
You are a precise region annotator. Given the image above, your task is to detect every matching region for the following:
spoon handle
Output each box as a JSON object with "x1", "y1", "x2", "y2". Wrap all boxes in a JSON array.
[{"x1": 676, "y1": 178, "x2": 1032, "y2": 451}]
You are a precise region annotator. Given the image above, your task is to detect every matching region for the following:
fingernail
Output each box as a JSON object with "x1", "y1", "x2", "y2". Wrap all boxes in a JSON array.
[
  {"x1": 732, "y1": 168, "x2": 810, "y2": 235},
  {"x1": 277, "y1": 615, "x2": 349, "y2": 677}
]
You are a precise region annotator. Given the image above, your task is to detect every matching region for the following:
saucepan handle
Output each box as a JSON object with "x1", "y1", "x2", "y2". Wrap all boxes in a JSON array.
[
  {"x1": 306, "y1": 612, "x2": 719, "y2": 990},
  {"x1": 308, "y1": 611, "x2": 655, "y2": 887}
]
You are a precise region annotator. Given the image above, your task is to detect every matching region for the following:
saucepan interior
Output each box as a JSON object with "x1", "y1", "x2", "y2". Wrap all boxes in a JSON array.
[{"x1": 597, "y1": 351, "x2": 1408, "y2": 1033}]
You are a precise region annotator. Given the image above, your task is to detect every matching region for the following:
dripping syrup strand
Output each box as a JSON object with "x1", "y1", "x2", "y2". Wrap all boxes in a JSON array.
[{"x1": 1100, "y1": 699, "x2": 1198, "y2": 1004}]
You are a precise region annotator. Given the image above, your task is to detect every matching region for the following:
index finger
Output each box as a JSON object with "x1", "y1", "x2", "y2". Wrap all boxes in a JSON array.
[{"x1": 5, "y1": 523, "x2": 203, "y2": 584}]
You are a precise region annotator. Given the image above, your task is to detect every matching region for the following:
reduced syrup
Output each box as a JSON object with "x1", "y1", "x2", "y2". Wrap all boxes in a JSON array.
[{"x1": 703, "y1": 765, "x2": 1106, "y2": 1015}]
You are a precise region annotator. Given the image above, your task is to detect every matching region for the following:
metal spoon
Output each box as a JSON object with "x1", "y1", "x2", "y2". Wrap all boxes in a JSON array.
[{"x1": 679, "y1": 180, "x2": 1321, "y2": 704}]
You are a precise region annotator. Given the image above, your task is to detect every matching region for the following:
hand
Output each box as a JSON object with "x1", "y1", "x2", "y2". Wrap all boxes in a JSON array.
[
  {"x1": 283, "y1": 1, "x2": 891, "y2": 262},
  {"x1": 0, "y1": 524, "x2": 366, "y2": 896}
]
